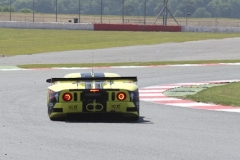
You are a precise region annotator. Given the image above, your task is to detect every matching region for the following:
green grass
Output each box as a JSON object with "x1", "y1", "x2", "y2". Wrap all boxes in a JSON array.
[
  {"x1": 184, "y1": 82, "x2": 240, "y2": 107},
  {"x1": 18, "y1": 59, "x2": 240, "y2": 68},
  {"x1": 1, "y1": 28, "x2": 240, "y2": 56}
]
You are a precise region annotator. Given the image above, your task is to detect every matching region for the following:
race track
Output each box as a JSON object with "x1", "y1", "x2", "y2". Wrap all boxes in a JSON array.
[
  {"x1": 1, "y1": 38, "x2": 240, "y2": 160},
  {"x1": 1, "y1": 37, "x2": 240, "y2": 65}
]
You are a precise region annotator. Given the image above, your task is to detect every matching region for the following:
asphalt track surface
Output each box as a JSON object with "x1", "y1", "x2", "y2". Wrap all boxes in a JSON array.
[
  {"x1": 1, "y1": 37, "x2": 240, "y2": 65},
  {"x1": 1, "y1": 38, "x2": 240, "y2": 160}
]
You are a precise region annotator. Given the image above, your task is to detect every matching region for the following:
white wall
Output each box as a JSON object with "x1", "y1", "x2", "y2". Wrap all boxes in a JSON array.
[
  {"x1": 182, "y1": 26, "x2": 240, "y2": 32},
  {"x1": 0, "y1": 21, "x2": 94, "y2": 30}
]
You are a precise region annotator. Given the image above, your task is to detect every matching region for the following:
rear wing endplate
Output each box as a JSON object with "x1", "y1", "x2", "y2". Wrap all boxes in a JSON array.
[{"x1": 46, "y1": 77, "x2": 137, "y2": 83}]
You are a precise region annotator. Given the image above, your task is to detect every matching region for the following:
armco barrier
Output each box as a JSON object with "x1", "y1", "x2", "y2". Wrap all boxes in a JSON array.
[
  {"x1": 94, "y1": 23, "x2": 181, "y2": 32},
  {"x1": 0, "y1": 21, "x2": 94, "y2": 30}
]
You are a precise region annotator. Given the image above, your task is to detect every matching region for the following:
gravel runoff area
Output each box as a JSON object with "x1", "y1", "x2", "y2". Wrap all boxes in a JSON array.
[{"x1": 0, "y1": 37, "x2": 240, "y2": 66}]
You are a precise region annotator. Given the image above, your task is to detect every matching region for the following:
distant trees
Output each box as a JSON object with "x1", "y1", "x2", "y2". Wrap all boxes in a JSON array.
[
  {"x1": 0, "y1": 5, "x2": 15, "y2": 12},
  {"x1": 192, "y1": 7, "x2": 211, "y2": 17},
  {"x1": 19, "y1": 7, "x2": 32, "y2": 12},
  {"x1": 0, "y1": 0, "x2": 239, "y2": 18}
]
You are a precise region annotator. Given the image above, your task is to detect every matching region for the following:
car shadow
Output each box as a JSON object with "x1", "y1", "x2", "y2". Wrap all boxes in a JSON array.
[{"x1": 63, "y1": 116, "x2": 152, "y2": 124}]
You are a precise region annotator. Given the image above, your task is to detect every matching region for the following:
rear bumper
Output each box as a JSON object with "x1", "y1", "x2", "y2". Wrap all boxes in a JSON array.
[
  {"x1": 50, "y1": 112, "x2": 139, "y2": 121},
  {"x1": 49, "y1": 102, "x2": 139, "y2": 120}
]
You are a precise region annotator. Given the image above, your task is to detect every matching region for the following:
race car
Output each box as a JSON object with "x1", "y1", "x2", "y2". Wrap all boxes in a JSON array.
[{"x1": 46, "y1": 72, "x2": 139, "y2": 121}]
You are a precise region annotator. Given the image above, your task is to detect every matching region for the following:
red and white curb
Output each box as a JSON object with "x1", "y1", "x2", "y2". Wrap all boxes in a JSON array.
[
  {"x1": 1, "y1": 63, "x2": 240, "y2": 71},
  {"x1": 139, "y1": 80, "x2": 240, "y2": 113}
]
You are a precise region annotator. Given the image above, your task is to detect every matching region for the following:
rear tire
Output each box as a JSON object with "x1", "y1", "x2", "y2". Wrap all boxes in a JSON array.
[
  {"x1": 49, "y1": 116, "x2": 66, "y2": 121},
  {"x1": 48, "y1": 107, "x2": 51, "y2": 116}
]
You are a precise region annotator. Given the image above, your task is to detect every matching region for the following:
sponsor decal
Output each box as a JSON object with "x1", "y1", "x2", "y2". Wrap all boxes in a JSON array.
[
  {"x1": 110, "y1": 103, "x2": 121, "y2": 110},
  {"x1": 68, "y1": 105, "x2": 78, "y2": 111},
  {"x1": 136, "y1": 102, "x2": 139, "y2": 108}
]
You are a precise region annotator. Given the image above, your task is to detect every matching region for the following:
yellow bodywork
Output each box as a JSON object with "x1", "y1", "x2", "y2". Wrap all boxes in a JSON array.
[{"x1": 47, "y1": 72, "x2": 139, "y2": 121}]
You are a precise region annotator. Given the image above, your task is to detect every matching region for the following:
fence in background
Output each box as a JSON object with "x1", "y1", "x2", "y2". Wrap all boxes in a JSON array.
[{"x1": 0, "y1": 12, "x2": 239, "y2": 27}]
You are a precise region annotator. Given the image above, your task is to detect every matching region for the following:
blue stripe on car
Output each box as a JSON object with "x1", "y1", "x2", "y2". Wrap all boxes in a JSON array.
[
  {"x1": 81, "y1": 73, "x2": 92, "y2": 77},
  {"x1": 94, "y1": 73, "x2": 105, "y2": 77}
]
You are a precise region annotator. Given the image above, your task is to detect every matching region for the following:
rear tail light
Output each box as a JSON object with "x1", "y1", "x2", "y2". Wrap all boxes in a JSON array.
[
  {"x1": 90, "y1": 89, "x2": 99, "y2": 92},
  {"x1": 117, "y1": 92, "x2": 126, "y2": 101},
  {"x1": 62, "y1": 93, "x2": 72, "y2": 101}
]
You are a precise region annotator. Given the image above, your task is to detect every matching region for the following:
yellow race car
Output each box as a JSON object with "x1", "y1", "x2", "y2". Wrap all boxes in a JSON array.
[{"x1": 46, "y1": 72, "x2": 139, "y2": 121}]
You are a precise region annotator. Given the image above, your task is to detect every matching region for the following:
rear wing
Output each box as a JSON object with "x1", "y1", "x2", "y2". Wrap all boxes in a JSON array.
[{"x1": 46, "y1": 77, "x2": 137, "y2": 83}]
